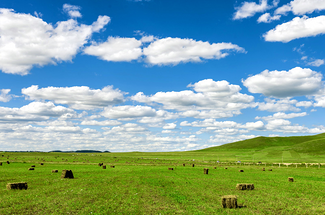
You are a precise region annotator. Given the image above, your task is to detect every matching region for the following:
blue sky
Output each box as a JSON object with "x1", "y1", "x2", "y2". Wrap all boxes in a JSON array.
[{"x1": 0, "y1": 0, "x2": 325, "y2": 152}]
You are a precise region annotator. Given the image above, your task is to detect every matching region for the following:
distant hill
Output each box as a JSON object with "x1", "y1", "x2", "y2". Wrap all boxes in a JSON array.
[
  {"x1": 49, "y1": 150, "x2": 109, "y2": 153},
  {"x1": 197, "y1": 133, "x2": 325, "y2": 155}
]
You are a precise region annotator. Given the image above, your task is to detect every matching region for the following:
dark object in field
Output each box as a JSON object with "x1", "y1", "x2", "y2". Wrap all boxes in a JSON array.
[
  {"x1": 239, "y1": 170, "x2": 244, "y2": 172},
  {"x1": 28, "y1": 168, "x2": 34, "y2": 170},
  {"x1": 0, "y1": 162, "x2": 2, "y2": 166},
  {"x1": 183, "y1": 163, "x2": 185, "y2": 166},
  {"x1": 262, "y1": 168, "x2": 265, "y2": 171},
  {"x1": 236, "y1": 183, "x2": 254, "y2": 190},
  {"x1": 31, "y1": 165, "x2": 35, "y2": 167},
  {"x1": 52, "y1": 170, "x2": 58, "y2": 173},
  {"x1": 214, "y1": 167, "x2": 216, "y2": 169},
  {"x1": 192, "y1": 164, "x2": 195, "y2": 167},
  {"x1": 288, "y1": 177, "x2": 294, "y2": 182},
  {"x1": 40, "y1": 163, "x2": 44, "y2": 165},
  {"x1": 61, "y1": 170, "x2": 74, "y2": 179},
  {"x1": 204, "y1": 168, "x2": 209, "y2": 174},
  {"x1": 98, "y1": 163, "x2": 103, "y2": 166},
  {"x1": 168, "y1": 168, "x2": 174, "y2": 170},
  {"x1": 224, "y1": 168, "x2": 228, "y2": 169},
  {"x1": 268, "y1": 169, "x2": 272, "y2": 171},
  {"x1": 110, "y1": 166, "x2": 115, "y2": 168},
  {"x1": 7, "y1": 161, "x2": 10, "y2": 164},
  {"x1": 7, "y1": 182, "x2": 28, "y2": 190},
  {"x1": 221, "y1": 195, "x2": 237, "y2": 209},
  {"x1": 102, "y1": 165, "x2": 106, "y2": 169}
]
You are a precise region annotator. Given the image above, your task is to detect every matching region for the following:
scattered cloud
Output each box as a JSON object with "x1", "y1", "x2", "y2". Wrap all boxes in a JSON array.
[
  {"x1": 307, "y1": 59, "x2": 324, "y2": 67},
  {"x1": 233, "y1": 0, "x2": 270, "y2": 20},
  {"x1": 132, "y1": 79, "x2": 255, "y2": 113},
  {"x1": 22, "y1": 85, "x2": 125, "y2": 110},
  {"x1": 264, "y1": 15, "x2": 325, "y2": 42},
  {"x1": 143, "y1": 37, "x2": 245, "y2": 65},
  {"x1": 101, "y1": 105, "x2": 157, "y2": 119},
  {"x1": 84, "y1": 37, "x2": 143, "y2": 62},
  {"x1": 256, "y1": 112, "x2": 307, "y2": 121},
  {"x1": 0, "y1": 89, "x2": 11, "y2": 102},
  {"x1": 243, "y1": 67, "x2": 323, "y2": 98},
  {"x1": 257, "y1": 13, "x2": 281, "y2": 23},
  {"x1": 257, "y1": 98, "x2": 301, "y2": 112},
  {"x1": 0, "y1": 8, "x2": 110, "y2": 75},
  {"x1": 63, "y1": 4, "x2": 82, "y2": 18},
  {"x1": 275, "y1": 0, "x2": 325, "y2": 15}
]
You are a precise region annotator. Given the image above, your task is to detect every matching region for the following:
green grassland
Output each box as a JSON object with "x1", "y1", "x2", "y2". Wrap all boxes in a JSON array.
[{"x1": 1, "y1": 133, "x2": 325, "y2": 214}]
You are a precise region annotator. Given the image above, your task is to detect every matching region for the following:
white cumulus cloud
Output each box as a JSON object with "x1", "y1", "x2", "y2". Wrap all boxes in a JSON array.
[
  {"x1": 143, "y1": 37, "x2": 245, "y2": 65},
  {"x1": 275, "y1": 0, "x2": 325, "y2": 15},
  {"x1": 101, "y1": 105, "x2": 157, "y2": 119},
  {"x1": 243, "y1": 67, "x2": 323, "y2": 97},
  {"x1": 84, "y1": 37, "x2": 143, "y2": 62},
  {"x1": 233, "y1": 0, "x2": 270, "y2": 20},
  {"x1": 0, "y1": 8, "x2": 110, "y2": 75},
  {"x1": 22, "y1": 85, "x2": 124, "y2": 110},
  {"x1": 264, "y1": 15, "x2": 325, "y2": 42},
  {"x1": 257, "y1": 13, "x2": 281, "y2": 23}
]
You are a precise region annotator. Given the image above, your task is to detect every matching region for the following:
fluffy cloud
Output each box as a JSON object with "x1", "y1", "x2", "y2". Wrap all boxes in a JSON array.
[
  {"x1": 275, "y1": 0, "x2": 325, "y2": 15},
  {"x1": 163, "y1": 123, "x2": 177, "y2": 130},
  {"x1": 22, "y1": 85, "x2": 124, "y2": 110},
  {"x1": 257, "y1": 98, "x2": 301, "y2": 112},
  {"x1": 0, "y1": 89, "x2": 11, "y2": 102},
  {"x1": 257, "y1": 13, "x2": 281, "y2": 23},
  {"x1": 256, "y1": 112, "x2": 307, "y2": 121},
  {"x1": 264, "y1": 15, "x2": 325, "y2": 42},
  {"x1": 233, "y1": 0, "x2": 270, "y2": 20},
  {"x1": 0, "y1": 102, "x2": 76, "y2": 122},
  {"x1": 80, "y1": 120, "x2": 122, "y2": 126},
  {"x1": 0, "y1": 8, "x2": 110, "y2": 75},
  {"x1": 132, "y1": 79, "x2": 254, "y2": 113},
  {"x1": 143, "y1": 37, "x2": 245, "y2": 65},
  {"x1": 243, "y1": 67, "x2": 323, "y2": 97},
  {"x1": 101, "y1": 105, "x2": 157, "y2": 119},
  {"x1": 63, "y1": 4, "x2": 82, "y2": 18},
  {"x1": 84, "y1": 37, "x2": 143, "y2": 62}
]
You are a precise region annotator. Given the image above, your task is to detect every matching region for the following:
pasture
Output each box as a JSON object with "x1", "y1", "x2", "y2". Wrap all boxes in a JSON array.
[{"x1": 1, "y1": 151, "x2": 325, "y2": 214}]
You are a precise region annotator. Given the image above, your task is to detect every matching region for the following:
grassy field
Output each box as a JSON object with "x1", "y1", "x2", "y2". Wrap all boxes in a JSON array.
[{"x1": 1, "y1": 133, "x2": 325, "y2": 214}]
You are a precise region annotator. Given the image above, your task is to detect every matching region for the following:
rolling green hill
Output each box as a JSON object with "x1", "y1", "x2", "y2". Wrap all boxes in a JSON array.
[{"x1": 194, "y1": 133, "x2": 325, "y2": 163}]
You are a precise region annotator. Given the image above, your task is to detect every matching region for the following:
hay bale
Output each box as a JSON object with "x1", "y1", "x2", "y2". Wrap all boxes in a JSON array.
[
  {"x1": 239, "y1": 170, "x2": 244, "y2": 172},
  {"x1": 204, "y1": 168, "x2": 209, "y2": 174},
  {"x1": 236, "y1": 183, "x2": 254, "y2": 190},
  {"x1": 288, "y1": 177, "x2": 294, "y2": 182},
  {"x1": 262, "y1": 168, "x2": 265, "y2": 171},
  {"x1": 6, "y1": 161, "x2": 10, "y2": 164},
  {"x1": 61, "y1": 170, "x2": 74, "y2": 179},
  {"x1": 102, "y1": 165, "x2": 106, "y2": 169},
  {"x1": 31, "y1": 165, "x2": 35, "y2": 167},
  {"x1": 52, "y1": 170, "x2": 58, "y2": 173},
  {"x1": 221, "y1": 195, "x2": 237, "y2": 209},
  {"x1": 192, "y1": 164, "x2": 195, "y2": 167},
  {"x1": 6, "y1": 182, "x2": 28, "y2": 190},
  {"x1": 110, "y1": 166, "x2": 115, "y2": 168},
  {"x1": 98, "y1": 163, "x2": 103, "y2": 167},
  {"x1": 168, "y1": 168, "x2": 174, "y2": 170},
  {"x1": 28, "y1": 168, "x2": 34, "y2": 171}
]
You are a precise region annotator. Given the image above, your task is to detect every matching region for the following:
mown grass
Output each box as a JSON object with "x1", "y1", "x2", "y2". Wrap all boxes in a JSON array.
[{"x1": 1, "y1": 154, "x2": 325, "y2": 214}]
